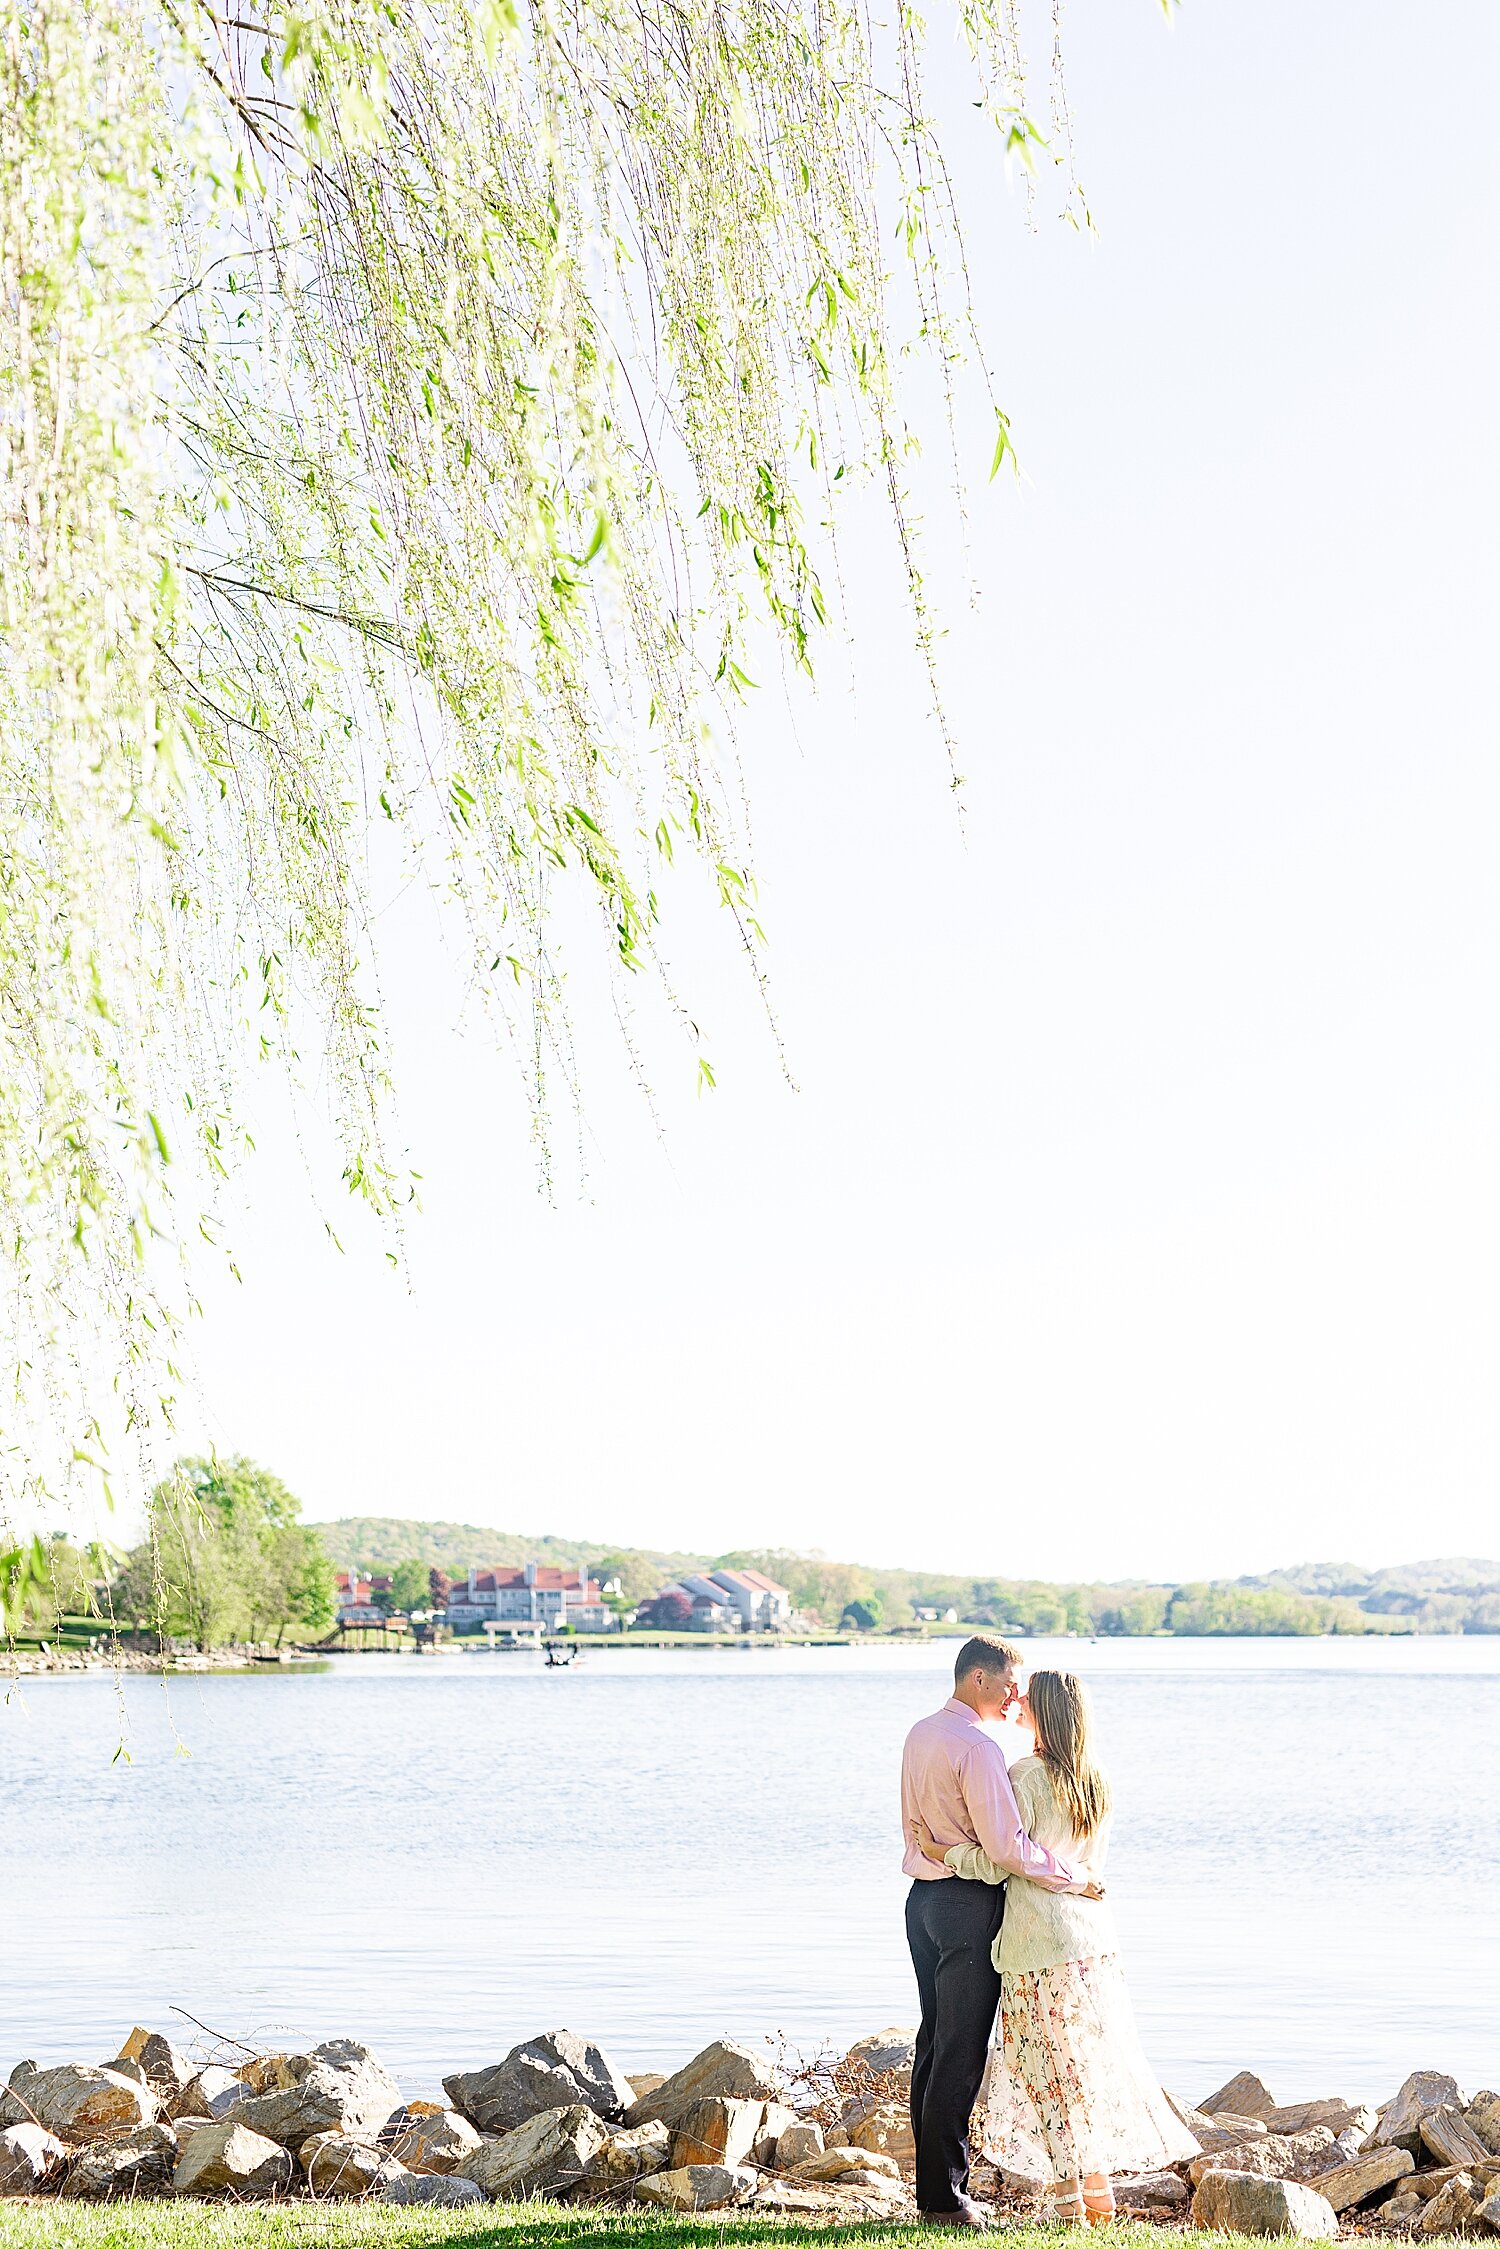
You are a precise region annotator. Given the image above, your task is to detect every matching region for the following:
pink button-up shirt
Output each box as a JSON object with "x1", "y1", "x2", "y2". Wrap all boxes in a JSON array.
[{"x1": 901, "y1": 1696, "x2": 1081, "y2": 1890}]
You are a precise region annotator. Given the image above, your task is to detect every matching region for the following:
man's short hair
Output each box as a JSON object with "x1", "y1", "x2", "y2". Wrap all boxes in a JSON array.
[{"x1": 953, "y1": 1633, "x2": 1023, "y2": 1683}]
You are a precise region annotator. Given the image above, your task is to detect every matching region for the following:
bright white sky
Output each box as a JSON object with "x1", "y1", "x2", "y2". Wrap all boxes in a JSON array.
[{"x1": 160, "y1": 0, "x2": 1500, "y2": 1583}]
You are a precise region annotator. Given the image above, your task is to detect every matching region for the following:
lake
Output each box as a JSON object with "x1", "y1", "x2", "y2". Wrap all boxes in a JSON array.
[{"x1": 2, "y1": 1636, "x2": 1497, "y2": 2111}]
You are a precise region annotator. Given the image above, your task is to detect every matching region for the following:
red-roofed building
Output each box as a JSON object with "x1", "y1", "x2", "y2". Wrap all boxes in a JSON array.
[{"x1": 446, "y1": 1562, "x2": 612, "y2": 1632}]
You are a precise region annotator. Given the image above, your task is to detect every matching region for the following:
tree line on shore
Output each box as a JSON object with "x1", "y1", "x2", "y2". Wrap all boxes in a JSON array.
[{"x1": 6, "y1": 1473, "x2": 1499, "y2": 1651}]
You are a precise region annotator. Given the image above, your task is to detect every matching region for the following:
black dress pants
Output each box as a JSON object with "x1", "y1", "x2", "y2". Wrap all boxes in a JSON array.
[{"x1": 905, "y1": 1875, "x2": 1004, "y2": 2213}]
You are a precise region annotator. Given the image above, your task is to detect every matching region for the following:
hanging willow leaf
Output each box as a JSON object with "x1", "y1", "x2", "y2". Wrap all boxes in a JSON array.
[{"x1": 0, "y1": 0, "x2": 1090, "y2": 1529}]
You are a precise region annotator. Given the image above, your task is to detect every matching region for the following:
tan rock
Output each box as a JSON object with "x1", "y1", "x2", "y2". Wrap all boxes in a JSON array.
[
  {"x1": 1424, "y1": 2107, "x2": 1495, "y2": 2170},
  {"x1": 775, "y1": 2121, "x2": 825, "y2": 2170},
  {"x1": 0, "y1": 2063, "x2": 158, "y2": 2144},
  {"x1": 1419, "y1": 2173, "x2": 1479, "y2": 2235},
  {"x1": 579, "y1": 2120, "x2": 673, "y2": 2190},
  {"x1": 624, "y1": 2040, "x2": 782, "y2": 2130},
  {"x1": 458, "y1": 2102, "x2": 610, "y2": 2200},
  {"x1": 752, "y1": 2102, "x2": 798, "y2": 2165},
  {"x1": 1191, "y1": 2170, "x2": 1338, "y2": 2237},
  {"x1": 0, "y1": 2124, "x2": 69, "y2": 2193},
  {"x1": 1201, "y1": 2072, "x2": 1278, "y2": 2121},
  {"x1": 626, "y1": 2074, "x2": 667, "y2": 2101},
  {"x1": 60, "y1": 2124, "x2": 179, "y2": 2200},
  {"x1": 1474, "y1": 2180, "x2": 1500, "y2": 2232},
  {"x1": 115, "y1": 2031, "x2": 193, "y2": 2104},
  {"x1": 634, "y1": 2162, "x2": 756, "y2": 2210},
  {"x1": 1270, "y1": 2098, "x2": 1377, "y2": 2138},
  {"x1": 670, "y1": 2095, "x2": 764, "y2": 2169},
  {"x1": 301, "y1": 2130, "x2": 407, "y2": 2198},
  {"x1": 237, "y1": 2055, "x2": 303, "y2": 2096},
  {"x1": 1189, "y1": 2127, "x2": 1335, "y2": 2188},
  {"x1": 379, "y1": 2107, "x2": 483, "y2": 2175},
  {"x1": 172, "y1": 2118, "x2": 295, "y2": 2196},
  {"x1": 1468, "y1": 2096, "x2": 1500, "y2": 2159},
  {"x1": 791, "y1": 2143, "x2": 902, "y2": 2182},
  {"x1": 850, "y1": 2100, "x2": 916, "y2": 2168},
  {"x1": 1312, "y1": 2147, "x2": 1415, "y2": 2212},
  {"x1": 1196, "y1": 2113, "x2": 1273, "y2": 2152}
]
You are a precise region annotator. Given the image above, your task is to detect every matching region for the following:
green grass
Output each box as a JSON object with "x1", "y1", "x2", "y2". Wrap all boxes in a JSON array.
[{"x1": 0, "y1": 2210, "x2": 1205, "y2": 2249}]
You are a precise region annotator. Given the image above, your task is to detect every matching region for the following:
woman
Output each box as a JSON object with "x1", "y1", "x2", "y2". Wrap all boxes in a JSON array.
[{"x1": 912, "y1": 1669, "x2": 1194, "y2": 2225}]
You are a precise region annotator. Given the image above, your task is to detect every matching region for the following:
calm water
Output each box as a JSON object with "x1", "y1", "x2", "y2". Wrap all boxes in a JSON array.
[{"x1": 2, "y1": 1638, "x2": 1497, "y2": 2109}]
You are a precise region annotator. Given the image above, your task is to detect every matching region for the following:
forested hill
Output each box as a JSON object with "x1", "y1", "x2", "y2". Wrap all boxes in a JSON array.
[{"x1": 309, "y1": 1520, "x2": 1500, "y2": 1635}]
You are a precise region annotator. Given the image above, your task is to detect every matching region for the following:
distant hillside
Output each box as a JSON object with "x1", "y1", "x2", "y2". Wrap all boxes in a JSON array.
[
  {"x1": 308, "y1": 1519, "x2": 1500, "y2": 1635},
  {"x1": 311, "y1": 1517, "x2": 704, "y2": 1592}
]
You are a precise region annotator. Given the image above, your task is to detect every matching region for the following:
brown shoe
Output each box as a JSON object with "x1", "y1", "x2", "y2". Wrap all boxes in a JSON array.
[{"x1": 919, "y1": 2201, "x2": 994, "y2": 2230}]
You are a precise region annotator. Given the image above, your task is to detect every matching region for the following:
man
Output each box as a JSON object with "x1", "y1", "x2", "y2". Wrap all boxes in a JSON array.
[{"x1": 902, "y1": 1634, "x2": 1103, "y2": 2227}]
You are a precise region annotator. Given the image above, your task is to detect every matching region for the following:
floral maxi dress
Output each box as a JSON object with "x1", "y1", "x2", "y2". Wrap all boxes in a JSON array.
[
  {"x1": 947, "y1": 1754, "x2": 1198, "y2": 2184},
  {"x1": 987, "y1": 1952, "x2": 1197, "y2": 2181}
]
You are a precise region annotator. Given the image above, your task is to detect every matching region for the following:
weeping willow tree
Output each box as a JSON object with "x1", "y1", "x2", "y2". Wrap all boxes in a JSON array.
[{"x1": 1, "y1": 0, "x2": 1085, "y2": 1569}]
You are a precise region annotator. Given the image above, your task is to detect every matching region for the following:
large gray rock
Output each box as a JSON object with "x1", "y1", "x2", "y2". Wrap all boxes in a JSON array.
[
  {"x1": 624, "y1": 2039, "x2": 782, "y2": 2128},
  {"x1": 775, "y1": 2121, "x2": 825, "y2": 2171},
  {"x1": 458, "y1": 2102, "x2": 610, "y2": 2200},
  {"x1": 172, "y1": 2117, "x2": 295, "y2": 2196},
  {"x1": 634, "y1": 2162, "x2": 757, "y2": 2210},
  {"x1": 1422, "y1": 2105, "x2": 1493, "y2": 2169},
  {"x1": 177, "y1": 2067, "x2": 247, "y2": 2120},
  {"x1": 1192, "y1": 2170, "x2": 1339, "y2": 2237},
  {"x1": 1375, "y1": 2074, "x2": 1468, "y2": 2155},
  {"x1": 444, "y1": 2032, "x2": 632, "y2": 2137},
  {"x1": 231, "y1": 2040, "x2": 400, "y2": 2152},
  {"x1": 1313, "y1": 2148, "x2": 1415, "y2": 2213},
  {"x1": 1189, "y1": 2126, "x2": 1336, "y2": 2189},
  {"x1": 579, "y1": 2120, "x2": 674, "y2": 2190},
  {"x1": 1201, "y1": 2072, "x2": 1278, "y2": 2121},
  {"x1": 0, "y1": 2124, "x2": 68, "y2": 2193},
  {"x1": 1469, "y1": 2096, "x2": 1500, "y2": 2159},
  {"x1": 1114, "y1": 2169, "x2": 1190, "y2": 2210},
  {"x1": 844, "y1": 2029, "x2": 917, "y2": 2091},
  {"x1": 116, "y1": 2030, "x2": 194, "y2": 2105},
  {"x1": 60, "y1": 2123, "x2": 179, "y2": 2200},
  {"x1": 379, "y1": 2104, "x2": 483, "y2": 2175},
  {"x1": 0, "y1": 2062, "x2": 158, "y2": 2143},
  {"x1": 300, "y1": 2130, "x2": 407, "y2": 2198},
  {"x1": 670, "y1": 2096, "x2": 764, "y2": 2170},
  {"x1": 384, "y1": 2171, "x2": 486, "y2": 2205}
]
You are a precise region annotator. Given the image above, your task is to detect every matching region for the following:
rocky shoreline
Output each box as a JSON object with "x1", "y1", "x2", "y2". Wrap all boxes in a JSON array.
[
  {"x1": 2, "y1": 1645, "x2": 315, "y2": 1678},
  {"x1": 2, "y1": 2026, "x2": 1497, "y2": 2235}
]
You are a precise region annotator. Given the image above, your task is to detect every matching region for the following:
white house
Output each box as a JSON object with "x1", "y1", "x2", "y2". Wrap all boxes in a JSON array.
[
  {"x1": 445, "y1": 1562, "x2": 613, "y2": 1632},
  {"x1": 707, "y1": 1567, "x2": 792, "y2": 1631}
]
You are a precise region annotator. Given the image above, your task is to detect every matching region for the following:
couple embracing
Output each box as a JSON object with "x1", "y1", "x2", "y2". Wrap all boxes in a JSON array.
[{"x1": 901, "y1": 1635, "x2": 1195, "y2": 2228}]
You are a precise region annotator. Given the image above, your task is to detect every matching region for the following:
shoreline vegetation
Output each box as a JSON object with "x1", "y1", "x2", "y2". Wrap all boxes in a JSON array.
[
  {"x1": 6, "y1": 1468, "x2": 1500, "y2": 1667},
  {"x1": 2, "y1": 2023, "x2": 1495, "y2": 2242}
]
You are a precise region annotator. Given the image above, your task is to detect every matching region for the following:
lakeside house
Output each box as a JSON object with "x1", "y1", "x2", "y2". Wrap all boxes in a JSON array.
[
  {"x1": 655, "y1": 1567, "x2": 793, "y2": 1632},
  {"x1": 334, "y1": 1570, "x2": 389, "y2": 1626},
  {"x1": 445, "y1": 1563, "x2": 613, "y2": 1632}
]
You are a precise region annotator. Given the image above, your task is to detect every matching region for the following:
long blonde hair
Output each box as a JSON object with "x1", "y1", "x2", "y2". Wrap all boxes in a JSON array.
[{"x1": 1028, "y1": 1670, "x2": 1111, "y2": 1840}]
